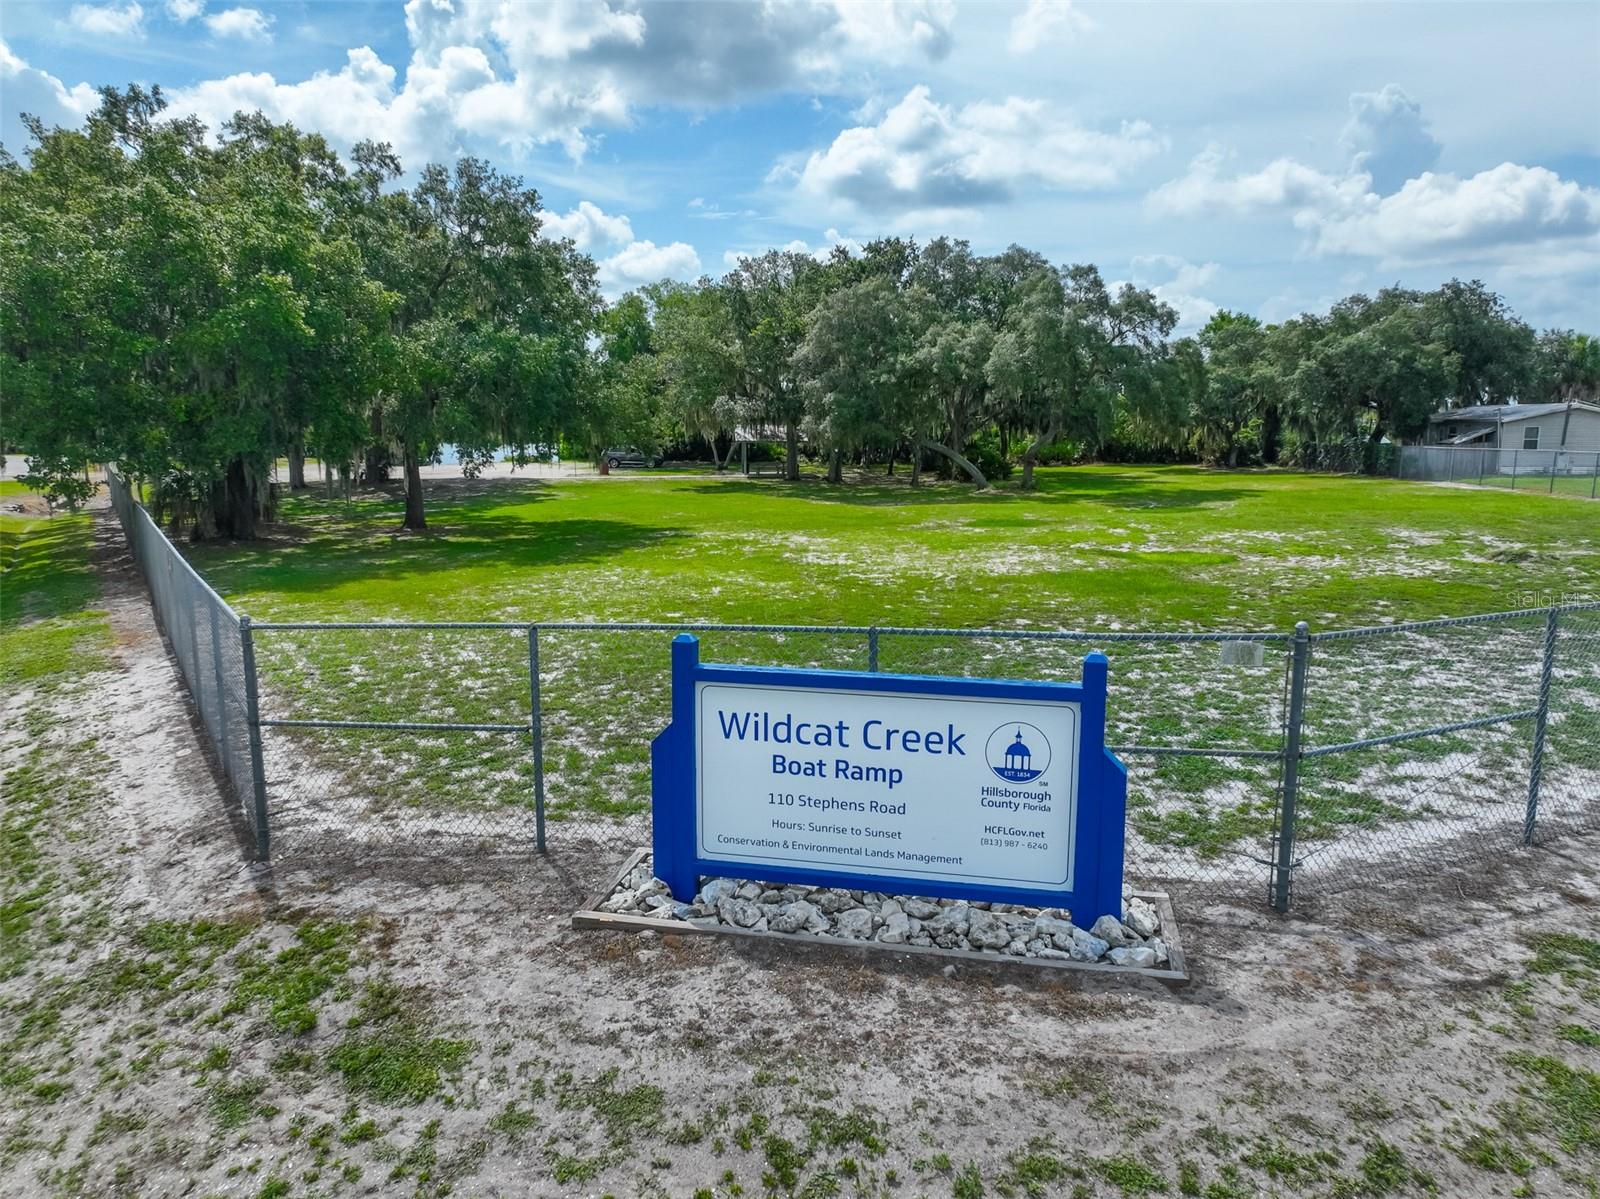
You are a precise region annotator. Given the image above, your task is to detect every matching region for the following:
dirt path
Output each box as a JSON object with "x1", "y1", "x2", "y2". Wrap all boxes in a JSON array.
[{"x1": 2, "y1": 508, "x2": 1596, "y2": 1199}]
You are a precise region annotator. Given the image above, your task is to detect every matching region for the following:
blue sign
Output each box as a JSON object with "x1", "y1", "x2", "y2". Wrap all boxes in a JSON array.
[{"x1": 650, "y1": 636, "x2": 1128, "y2": 924}]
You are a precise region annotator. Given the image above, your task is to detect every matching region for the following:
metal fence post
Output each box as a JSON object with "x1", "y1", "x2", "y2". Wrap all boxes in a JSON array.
[
  {"x1": 1271, "y1": 621, "x2": 1311, "y2": 912},
  {"x1": 238, "y1": 615, "x2": 272, "y2": 862},
  {"x1": 528, "y1": 625, "x2": 548, "y2": 853},
  {"x1": 868, "y1": 627, "x2": 880, "y2": 672},
  {"x1": 1524, "y1": 608, "x2": 1559, "y2": 845},
  {"x1": 1511, "y1": 449, "x2": 1519, "y2": 489},
  {"x1": 1549, "y1": 452, "x2": 1557, "y2": 495}
]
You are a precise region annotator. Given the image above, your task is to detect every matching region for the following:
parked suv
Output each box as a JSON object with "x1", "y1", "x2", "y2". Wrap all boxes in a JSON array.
[{"x1": 603, "y1": 447, "x2": 659, "y2": 469}]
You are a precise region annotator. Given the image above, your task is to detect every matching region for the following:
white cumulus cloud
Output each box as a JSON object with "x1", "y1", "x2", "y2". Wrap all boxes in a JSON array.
[
  {"x1": 1, "y1": 42, "x2": 101, "y2": 149},
  {"x1": 1127, "y1": 255, "x2": 1221, "y2": 334},
  {"x1": 1339, "y1": 84, "x2": 1441, "y2": 194},
  {"x1": 1009, "y1": 0, "x2": 1091, "y2": 53},
  {"x1": 1146, "y1": 144, "x2": 1369, "y2": 219},
  {"x1": 205, "y1": 7, "x2": 273, "y2": 42},
  {"x1": 541, "y1": 200, "x2": 635, "y2": 252},
  {"x1": 67, "y1": 3, "x2": 145, "y2": 37},
  {"x1": 14, "y1": 0, "x2": 960, "y2": 168},
  {"x1": 1311, "y1": 163, "x2": 1600, "y2": 263},
  {"x1": 597, "y1": 239, "x2": 702, "y2": 294},
  {"x1": 792, "y1": 85, "x2": 1163, "y2": 219}
]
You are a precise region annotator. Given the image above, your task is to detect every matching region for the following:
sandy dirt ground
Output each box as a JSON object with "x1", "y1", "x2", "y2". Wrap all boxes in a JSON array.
[{"x1": 2, "y1": 508, "x2": 1597, "y2": 1199}]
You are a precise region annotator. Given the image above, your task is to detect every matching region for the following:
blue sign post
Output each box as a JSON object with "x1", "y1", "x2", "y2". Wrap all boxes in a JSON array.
[{"x1": 650, "y1": 635, "x2": 1128, "y2": 924}]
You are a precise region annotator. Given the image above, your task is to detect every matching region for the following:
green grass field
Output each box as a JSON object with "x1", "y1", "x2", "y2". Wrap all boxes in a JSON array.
[
  {"x1": 189, "y1": 465, "x2": 1597, "y2": 629},
  {"x1": 0, "y1": 482, "x2": 113, "y2": 688},
  {"x1": 165, "y1": 466, "x2": 1600, "y2": 877}
]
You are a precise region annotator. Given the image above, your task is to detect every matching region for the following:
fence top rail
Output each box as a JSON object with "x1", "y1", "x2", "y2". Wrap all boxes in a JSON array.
[
  {"x1": 247, "y1": 618, "x2": 1291, "y2": 642},
  {"x1": 1309, "y1": 601, "x2": 1600, "y2": 642},
  {"x1": 245, "y1": 604, "x2": 1597, "y2": 641},
  {"x1": 108, "y1": 469, "x2": 243, "y2": 628}
]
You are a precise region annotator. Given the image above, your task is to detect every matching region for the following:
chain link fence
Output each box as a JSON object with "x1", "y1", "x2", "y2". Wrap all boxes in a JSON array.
[
  {"x1": 106, "y1": 472, "x2": 267, "y2": 848},
  {"x1": 107, "y1": 471, "x2": 1600, "y2": 909},
  {"x1": 1397, "y1": 444, "x2": 1600, "y2": 497}
]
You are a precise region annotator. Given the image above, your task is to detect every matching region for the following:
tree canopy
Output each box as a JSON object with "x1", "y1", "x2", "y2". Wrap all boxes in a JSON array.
[{"x1": 2, "y1": 90, "x2": 1589, "y2": 531}]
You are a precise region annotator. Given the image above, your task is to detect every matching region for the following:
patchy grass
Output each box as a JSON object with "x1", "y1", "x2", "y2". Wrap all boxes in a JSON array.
[
  {"x1": 327, "y1": 979, "x2": 472, "y2": 1104},
  {"x1": 170, "y1": 467, "x2": 1600, "y2": 870},
  {"x1": 187, "y1": 467, "x2": 1598, "y2": 630},
  {"x1": 0, "y1": 503, "x2": 112, "y2": 687},
  {"x1": 225, "y1": 920, "x2": 361, "y2": 1034}
]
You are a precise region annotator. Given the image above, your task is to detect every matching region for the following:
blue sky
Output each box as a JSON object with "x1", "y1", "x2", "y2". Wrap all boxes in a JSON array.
[{"x1": 3, "y1": 0, "x2": 1597, "y2": 329}]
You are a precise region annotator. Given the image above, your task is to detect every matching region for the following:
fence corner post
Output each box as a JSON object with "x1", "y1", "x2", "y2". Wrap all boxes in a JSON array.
[
  {"x1": 1523, "y1": 607, "x2": 1559, "y2": 846},
  {"x1": 238, "y1": 614, "x2": 272, "y2": 862},
  {"x1": 528, "y1": 625, "x2": 548, "y2": 854},
  {"x1": 1271, "y1": 620, "x2": 1311, "y2": 913}
]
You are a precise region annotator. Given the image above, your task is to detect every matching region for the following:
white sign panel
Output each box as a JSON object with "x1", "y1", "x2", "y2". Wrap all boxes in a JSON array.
[{"x1": 695, "y1": 681, "x2": 1081, "y2": 889}]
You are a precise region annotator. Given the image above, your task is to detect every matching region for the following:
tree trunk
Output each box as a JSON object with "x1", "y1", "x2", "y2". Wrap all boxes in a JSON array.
[
  {"x1": 886, "y1": 448, "x2": 895, "y2": 476},
  {"x1": 1019, "y1": 421, "x2": 1059, "y2": 491},
  {"x1": 827, "y1": 448, "x2": 842, "y2": 484},
  {"x1": 205, "y1": 456, "x2": 264, "y2": 540},
  {"x1": 402, "y1": 445, "x2": 426, "y2": 530},
  {"x1": 288, "y1": 439, "x2": 307, "y2": 490},
  {"x1": 363, "y1": 405, "x2": 389, "y2": 484},
  {"x1": 910, "y1": 444, "x2": 922, "y2": 487},
  {"x1": 918, "y1": 438, "x2": 987, "y2": 487},
  {"x1": 1261, "y1": 405, "x2": 1282, "y2": 464},
  {"x1": 784, "y1": 422, "x2": 800, "y2": 481}
]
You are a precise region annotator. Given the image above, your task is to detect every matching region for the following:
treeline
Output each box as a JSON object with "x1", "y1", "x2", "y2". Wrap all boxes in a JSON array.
[
  {"x1": 635, "y1": 254, "x2": 1596, "y2": 485},
  {"x1": 4, "y1": 90, "x2": 1597, "y2": 538},
  {"x1": 3, "y1": 88, "x2": 594, "y2": 537}
]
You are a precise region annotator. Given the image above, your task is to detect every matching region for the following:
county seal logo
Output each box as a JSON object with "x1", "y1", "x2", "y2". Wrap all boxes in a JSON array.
[{"x1": 985, "y1": 722, "x2": 1050, "y2": 784}]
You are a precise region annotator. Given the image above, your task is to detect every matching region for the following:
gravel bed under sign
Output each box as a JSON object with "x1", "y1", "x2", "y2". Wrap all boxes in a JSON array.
[{"x1": 576, "y1": 850, "x2": 1186, "y2": 977}]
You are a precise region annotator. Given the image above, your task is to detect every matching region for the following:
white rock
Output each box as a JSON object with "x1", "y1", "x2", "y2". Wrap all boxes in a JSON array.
[
  {"x1": 879, "y1": 899, "x2": 903, "y2": 918},
  {"x1": 718, "y1": 897, "x2": 763, "y2": 928},
  {"x1": 734, "y1": 881, "x2": 762, "y2": 902},
  {"x1": 815, "y1": 889, "x2": 856, "y2": 914},
  {"x1": 1126, "y1": 899, "x2": 1159, "y2": 938},
  {"x1": 878, "y1": 912, "x2": 911, "y2": 944},
  {"x1": 902, "y1": 898, "x2": 941, "y2": 920},
  {"x1": 833, "y1": 908, "x2": 875, "y2": 939},
  {"x1": 697, "y1": 878, "x2": 738, "y2": 907},
  {"x1": 1146, "y1": 937, "x2": 1169, "y2": 965},
  {"x1": 924, "y1": 903, "x2": 970, "y2": 940},
  {"x1": 1089, "y1": 915, "x2": 1128, "y2": 947},
  {"x1": 966, "y1": 909, "x2": 1011, "y2": 950},
  {"x1": 1108, "y1": 946, "x2": 1157, "y2": 968},
  {"x1": 1069, "y1": 929, "x2": 1109, "y2": 962},
  {"x1": 769, "y1": 900, "x2": 823, "y2": 934},
  {"x1": 1032, "y1": 915, "x2": 1075, "y2": 943}
]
